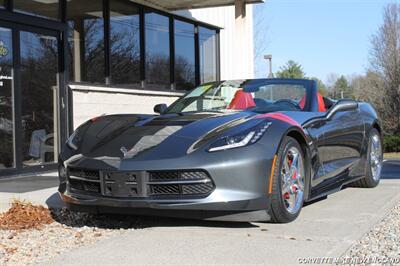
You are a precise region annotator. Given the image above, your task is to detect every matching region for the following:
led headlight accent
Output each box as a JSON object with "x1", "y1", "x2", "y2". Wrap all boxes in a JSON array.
[
  {"x1": 208, "y1": 121, "x2": 272, "y2": 152},
  {"x1": 66, "y1": 130, "x2": 79, "y2": 150}
]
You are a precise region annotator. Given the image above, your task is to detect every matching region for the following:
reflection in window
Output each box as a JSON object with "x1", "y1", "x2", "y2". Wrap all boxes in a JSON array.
[
  {"x1": 145, "y1": 12, "x2": 170, "y2": 90},
  {"x1": 67, "y1": 0, "x2": 105, "y2": 83},
  {"x1": 199, "y1": 27, "x2": 217, "y2": 83},
  {"x1": 110, "y1": 0, "x2": 140, "y2": 85},
  {"x1": 174, "y1": 20, "x2": 195, "y2": 90},
  {"x1": 20, "y1": 31, "x2": 58, "y2": 167},
  {"x1": 0, "y1": 27, "x2": 14, "y2": 169},
  {"x1": 14, "y1": 0, "x2": 59, "y2": 20},
  {"x1": 255, "y1": 85, "x2": 306, "y2": 102}
]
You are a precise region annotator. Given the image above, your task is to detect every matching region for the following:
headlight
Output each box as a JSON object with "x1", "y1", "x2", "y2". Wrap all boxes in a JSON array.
[
  {"x1": 66, "y1": 130, "x2": 79, "y2": 150},
  {"x1": 208, "y1": 121, "x2": 272, "y2": 152}
]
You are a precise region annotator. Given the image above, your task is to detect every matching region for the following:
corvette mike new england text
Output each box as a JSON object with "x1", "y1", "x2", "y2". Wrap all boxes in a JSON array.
[{"x1": 297, "y1": 256, "x2": 400, "y2": 264}]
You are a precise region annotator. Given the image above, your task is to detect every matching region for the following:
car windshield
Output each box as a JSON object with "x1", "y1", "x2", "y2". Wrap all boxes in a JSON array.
[{"x1": 166, "y1": 79, "x2": 308, "y2": 114}]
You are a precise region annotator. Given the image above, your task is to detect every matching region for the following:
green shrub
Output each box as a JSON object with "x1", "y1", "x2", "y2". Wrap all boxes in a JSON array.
[{"x1": 383, "y1": 135, "x2": 400, "y2": 153}]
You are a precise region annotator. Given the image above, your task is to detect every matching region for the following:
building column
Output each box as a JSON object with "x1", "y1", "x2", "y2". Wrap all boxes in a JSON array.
[{"x1": 234, "y1": 0, "x2": 246, "y2": 79}]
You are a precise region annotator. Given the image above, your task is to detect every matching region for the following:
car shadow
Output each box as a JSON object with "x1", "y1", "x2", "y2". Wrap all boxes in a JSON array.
[{"x1": 45, "y1": 193, "x2": 258, "y2": 230}]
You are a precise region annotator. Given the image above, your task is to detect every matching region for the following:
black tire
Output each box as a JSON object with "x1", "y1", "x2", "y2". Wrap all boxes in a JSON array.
[
  {"x1": 352, "y1": 128, "x2": 382, "y2": 188},
  {"x1": 269, "y1": 136, "x2": 306, "y2": 223}
]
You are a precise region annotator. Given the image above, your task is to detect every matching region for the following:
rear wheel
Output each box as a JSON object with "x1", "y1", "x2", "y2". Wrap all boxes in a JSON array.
[
  {"x1": 269, "y1": 137, "x2": 306, "y2": 223},
  {"x1": 353, "y1": 128, "x2": 383, "y2": 188}
]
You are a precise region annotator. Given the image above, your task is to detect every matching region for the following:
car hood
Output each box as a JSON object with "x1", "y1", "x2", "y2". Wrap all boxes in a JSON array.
[{"x1": 72, "y1": 111, "x2": 255, "y2": 160}]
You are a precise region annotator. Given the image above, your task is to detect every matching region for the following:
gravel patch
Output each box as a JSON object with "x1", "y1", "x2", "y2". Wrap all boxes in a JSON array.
[
  {"x1": 0, "y1": 208, "x2": 144, "y2": 266},
  {"x1": 343, "y1": 200, "x2": 400, "y2": 264}
]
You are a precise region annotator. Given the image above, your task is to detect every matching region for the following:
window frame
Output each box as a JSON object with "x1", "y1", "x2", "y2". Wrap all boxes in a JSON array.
[
  {"x1": 87, "y1": 0, "x2": 220, "y2": 91},
  {"x1": 1, "y1": 0, "x2": 221, "y2": 91},
  {"x1": 173, "y1": 19, "x2": 196, "y2": 90},
  {"x1": 108, "y1": 0, "x2": 141, "y2": 86},
  {"x1": 143, "y1": 9, "x2": 172, "y2": 89}
]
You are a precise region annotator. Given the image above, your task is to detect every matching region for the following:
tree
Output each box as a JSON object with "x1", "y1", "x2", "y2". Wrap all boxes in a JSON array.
[
  {"x1": 276, "y1": 60, "x2": 305, "y2": 79},
  {"x1": 332, "y1": 75, "x2": 353, "y2": 99},
  {"x1": 253, "y1": 5, "x2": 270, "y2": 77},
  {"x1": 369, "y1": 3, "x2": 400, "y2": 134},
  {"x1": 352, "y1": 71, "x2": 384, "y2": 104}
]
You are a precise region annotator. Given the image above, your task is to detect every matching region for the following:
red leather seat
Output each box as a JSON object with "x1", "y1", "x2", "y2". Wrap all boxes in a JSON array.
[
  {"x1": 227, "y1": 90, "x2": 256, "y2": 110},
  {"x1": 317, "y1": 92, "x2": 326, "y2": 112},
  {"x1": 298, "y1": 92, "x2": 326, "y2": 112}
]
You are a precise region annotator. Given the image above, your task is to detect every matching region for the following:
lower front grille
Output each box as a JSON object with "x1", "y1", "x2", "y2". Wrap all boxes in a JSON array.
[
  {"x1": 182, "y1": 182, "x2": 215, "y2": 195},
  {"x1": 67, "y1": 168, "x2": 214, "y2": 198},
  {"x1": 150, "y1": 184, "x2": 180, "y2": 195},
  {"x1": 148, "y1": 170, "x2": 214, "y2": 197},
  {"x1": 67, "y1": 168, "x2": 101, "y2": 195},
  {"x1": 69, "y1": 179, "x2": 101, "y2": 194},
  {"x1": 69, "y1": 168, "x2": 100, "y2": 180},
  {"x1": 149, "y1": 171, "x2": 209, "y2": 182}
]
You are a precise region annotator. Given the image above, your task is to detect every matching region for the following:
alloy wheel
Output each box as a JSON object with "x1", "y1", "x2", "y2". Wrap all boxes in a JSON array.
[
  {"x1": 370, "y1": 133, "x2": 383, "y2": 181},
  {"x1": 280, "y1": 146, "x2": 305, "y2": 214}
]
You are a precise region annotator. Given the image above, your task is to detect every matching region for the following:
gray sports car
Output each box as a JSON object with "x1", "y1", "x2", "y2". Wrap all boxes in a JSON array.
[{"x1": 58, "y1": 78, "x2": 383, "y2": 223}]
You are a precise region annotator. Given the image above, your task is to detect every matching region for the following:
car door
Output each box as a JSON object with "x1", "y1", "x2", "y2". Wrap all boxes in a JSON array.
[{"x1": 315, "y1": 103, "x2": 365, "y2": 190}]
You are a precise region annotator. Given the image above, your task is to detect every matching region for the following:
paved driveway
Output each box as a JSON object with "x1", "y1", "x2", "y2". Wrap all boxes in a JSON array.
[{"x1": 44, "y1": 162, "x2": 400, "y2": 266}]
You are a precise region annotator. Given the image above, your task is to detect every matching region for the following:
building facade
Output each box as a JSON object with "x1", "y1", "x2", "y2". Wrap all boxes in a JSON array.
[{"x1": 0, "y1": 0, "x2": 258, "y2": 177}]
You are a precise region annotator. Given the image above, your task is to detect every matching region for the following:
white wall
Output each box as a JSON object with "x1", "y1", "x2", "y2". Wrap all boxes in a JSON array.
[
  {"x1": 175, "y1": 4, "x2": 254, "y2": 80},
  {"x1": 70, "y1": 85, "x2": 183, "y2": 129}
]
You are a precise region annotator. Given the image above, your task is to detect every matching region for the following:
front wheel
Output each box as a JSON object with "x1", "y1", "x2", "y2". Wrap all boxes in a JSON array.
[{"x1": 269, "y1": 136, "x2": 306, "y2": 223}]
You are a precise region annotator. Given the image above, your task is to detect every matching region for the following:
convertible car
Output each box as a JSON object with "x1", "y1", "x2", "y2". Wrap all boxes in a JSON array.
[{"x1": 58, "y1": 79, "x2": 383, "y2": 223}]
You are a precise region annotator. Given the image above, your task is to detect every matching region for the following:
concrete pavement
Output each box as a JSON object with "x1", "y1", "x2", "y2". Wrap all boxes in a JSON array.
[
  {"x1": 0, "y1": 161, "x2": 398, "y2": 265},
  {"x1": 0, "y1": 172, "x2": 64, "y2": 212},
  {"x1": 45, "y1": 169, "x2": 400, "y2": 265}
]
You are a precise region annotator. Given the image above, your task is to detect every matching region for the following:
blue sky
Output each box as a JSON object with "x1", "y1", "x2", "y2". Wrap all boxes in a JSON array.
[{"x1": 253, "y1": 0, "x2": 393, "y2": 83}]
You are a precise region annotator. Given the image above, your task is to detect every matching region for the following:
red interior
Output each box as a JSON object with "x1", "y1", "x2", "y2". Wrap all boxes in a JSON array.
[
  {"x1": 227, "y1": 90, "x2": 256, "y2": 110},
  {"x1": 299, "y1": 92, "x2": 326, "y2": 112},
  {"x1": 317, "y1": 93, "x2": 326, "y2": 112}
]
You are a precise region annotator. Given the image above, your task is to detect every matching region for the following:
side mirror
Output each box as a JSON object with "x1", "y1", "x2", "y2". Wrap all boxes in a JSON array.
[
  {"x1": 327, "y1": 100, "x2": 358, "y2": 120},
  {"x1": 154, "y1": 103, "x2": 167, "y2": 114}
]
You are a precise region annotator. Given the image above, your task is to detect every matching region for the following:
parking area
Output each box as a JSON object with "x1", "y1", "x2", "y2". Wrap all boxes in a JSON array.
[
  {"x1": 46, "y1": 180, "x2": 400, "y2": 265},
  {"x1": 0, "y1": 161, "x2": 399, "y2": 265}
]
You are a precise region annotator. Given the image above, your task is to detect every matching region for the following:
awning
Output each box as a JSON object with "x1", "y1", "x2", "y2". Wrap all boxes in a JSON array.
[{"x1": 133, "y1": 0, "x2": 263, "y2": 11}]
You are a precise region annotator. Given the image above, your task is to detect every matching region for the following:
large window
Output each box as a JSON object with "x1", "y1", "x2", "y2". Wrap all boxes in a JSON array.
[
  {"x1": 67, "y1": 0, "x2": 105, "y2": 83},
  {"x1": 14, "y1": 0, "x2": 59, "y2": 20},
  {"x1": 20, "y1": 31, "x2": 59, "y2": 167},
  {"x1": 110, "y1": 0, "x2": 140, "y2": 85},
  {"x1": 0, "y1": 27, "x2": 14, "y2": 169},
  {"x1": 174, "y1": 20, "x2": 195, "y2": 90},
  {"x1": 62, "y1": 1, "x2": 219, "y2": 89},
  {"x1": 199, "y1": 27, "x2": 217, "y2": 83},
  {"x1": 145, "y1": 12, "x2": 170, "y2": 90}
]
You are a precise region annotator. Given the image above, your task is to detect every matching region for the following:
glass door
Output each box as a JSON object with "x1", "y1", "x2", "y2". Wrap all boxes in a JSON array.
[
  {"x1": 0, "y1": 26, "x2": 15, "y2": 170},
  {"x1": 19, "y1": 29, "x2": 59, "y2": 168},
  {"x1": 0, "y1": 22, "x2": 61, "y2": 176}
]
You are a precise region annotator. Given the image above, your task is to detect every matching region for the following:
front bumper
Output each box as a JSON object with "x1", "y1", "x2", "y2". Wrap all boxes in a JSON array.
[{"x1": 59, "y1": 144, "x2": 275, "y2": 222}]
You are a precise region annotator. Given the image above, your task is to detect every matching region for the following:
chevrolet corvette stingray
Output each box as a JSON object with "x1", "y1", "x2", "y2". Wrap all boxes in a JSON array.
[{"x1": 58, "y1": 79, "x2": 383, "y2": 223}]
